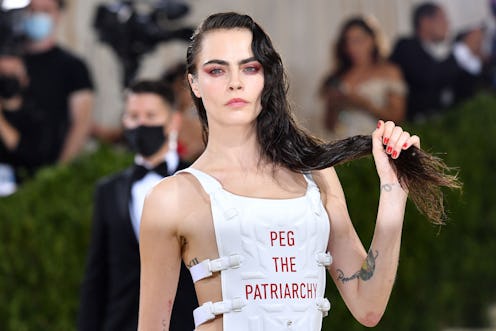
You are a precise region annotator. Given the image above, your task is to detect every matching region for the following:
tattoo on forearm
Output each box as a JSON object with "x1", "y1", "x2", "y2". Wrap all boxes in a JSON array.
[
  {"x1": 336, "y1": 250, "x2": 379, "y2": 283},
  {"x1": 187, "y1": 257, "x2": 199, "y2": 268}
]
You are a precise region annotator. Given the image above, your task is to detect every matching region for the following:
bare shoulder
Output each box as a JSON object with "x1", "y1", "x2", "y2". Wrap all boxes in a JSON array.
[
  {"x1": 311, "y1": 167, "x2": 346, "y2": 204},
  {"x1": 141, "y1": 173, "x2": 209, "y2": 231},
  {"x1": 379, "y1": 62, "x2": 403, "y2": 81},
  {"x1": 311, "y1": 168, "x2": 354, "y2": 233}
]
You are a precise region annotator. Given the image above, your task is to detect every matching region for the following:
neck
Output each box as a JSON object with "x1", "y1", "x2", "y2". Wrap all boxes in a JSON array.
[
  {"x1": 26, "y1": 37, "x2": 56, "y2": 54},
  {"x1": 142, "y1": 144, "x2": 170, "y2": 167},
  {"x1": 417, "y1": 30, "x2": 439, "y2": 44},
  {"x1": 353, "y1": 59, "x2": 374, "y2": 69},
  {"x1": 349, "y1": 58, "x2": 375, "y2": 73},
  {"x1": 199, "y1": 123, "x2": 263, "y2": 171}
]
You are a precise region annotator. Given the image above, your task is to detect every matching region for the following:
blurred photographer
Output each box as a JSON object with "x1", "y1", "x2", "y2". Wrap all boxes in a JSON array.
[
  {"x1": 0, "y1": 49, "x2": 50, "y2": 196},
  {"x1": 23, "y1": 0, "x2": 94, "y2": 164}
]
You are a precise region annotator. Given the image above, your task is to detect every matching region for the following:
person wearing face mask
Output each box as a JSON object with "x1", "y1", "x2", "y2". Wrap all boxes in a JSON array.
[
  {"x1": 77, "y1": 80, "x2": 197, "y2": 331},
  {"x1": 0, "y1": 48, "x2": 51, "y2": 196},
  {"x1": 23, "y1": 0, "x2": 94, "y2": 164}
]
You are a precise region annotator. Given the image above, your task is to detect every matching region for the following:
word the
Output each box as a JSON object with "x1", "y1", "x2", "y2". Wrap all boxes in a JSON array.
[{"x1": 272, "y1": 256, "x2": 296, "y2": 272}]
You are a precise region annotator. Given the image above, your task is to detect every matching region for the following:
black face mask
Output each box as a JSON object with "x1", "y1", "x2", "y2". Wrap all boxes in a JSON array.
[
  {"x1": 0, "y1": 75, "x2": 22, "y2": 99},
  {"x1": 124, "y1": 125, "x2": 167, "y2": 157}
]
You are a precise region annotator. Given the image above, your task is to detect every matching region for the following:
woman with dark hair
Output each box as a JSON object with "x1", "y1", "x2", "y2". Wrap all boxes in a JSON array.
[
  {"x1": 320, "y1": 16, "x2": 407, "y2": 139},
  {"x1": 138, "y1": 12, "x2": 459, "y2": 331}
]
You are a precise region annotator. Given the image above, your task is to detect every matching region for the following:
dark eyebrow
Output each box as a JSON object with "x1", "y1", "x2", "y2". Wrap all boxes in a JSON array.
[
  {"x1": 202, "y1": 57, "x2": 259, "y2": 67},
  {"x1": 239, "y1": 57, "x2": 258, "y2": 65},
  {"x1": 203, "y1": 59, "x2": 228, "y2": 66}
]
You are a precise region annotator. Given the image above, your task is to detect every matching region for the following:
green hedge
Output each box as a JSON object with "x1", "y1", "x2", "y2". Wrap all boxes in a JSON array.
[
  {"x1": 0, "y1": 146, "x2": 132, "y2": 331},
  {"x1": 0, "y1": 94, "x2": 495, "y2": 330},
  {"x1": 324, "y1": 93, "x2": 496, "y2": 331}
]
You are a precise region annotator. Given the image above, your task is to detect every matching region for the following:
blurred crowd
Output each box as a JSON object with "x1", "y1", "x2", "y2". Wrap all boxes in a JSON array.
[
  {"x1": 1, "y1": 0, "x2": 496, "y2": 329},
  {"x1": 1, "y1": 1, "x2": 495, "y2": 196},
  {"x1": 320, "y1": 2, "x2": 494, "y2": 140}
]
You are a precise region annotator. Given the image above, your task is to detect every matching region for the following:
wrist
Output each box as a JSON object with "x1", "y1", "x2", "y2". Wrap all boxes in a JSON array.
[
  {"x1": 379, "y1": 180, "x2": 408, "y2": 196},
  {"x1": 378, "y1": 172, "x2": 399, "y2": 184},
  {"x1": 380, "y1": 182, "x2": 399, "y2": 192}
]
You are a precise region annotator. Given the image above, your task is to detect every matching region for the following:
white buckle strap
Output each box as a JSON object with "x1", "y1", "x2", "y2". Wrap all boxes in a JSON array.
[
  {"x1": 190, "y1": 254, "x2": 243, "y2": 283},
  {"x1": 316, "y1": 252, "x2": 333, "y2": 267},
  {"x1": 316, "y1": 297, "x2": 331, "y2": 317},
  {"x1": 193, "y1": 298, "x2": 246, "y2": 328}
]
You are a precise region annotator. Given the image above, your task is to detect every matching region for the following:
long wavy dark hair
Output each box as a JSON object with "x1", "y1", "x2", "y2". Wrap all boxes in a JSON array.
[{"x1": 186, "y1": 12, "x2": 460, "y2": 224}]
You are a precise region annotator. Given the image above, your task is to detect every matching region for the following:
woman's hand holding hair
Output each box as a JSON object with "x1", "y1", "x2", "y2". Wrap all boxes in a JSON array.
[{"x1": 372, "y1": 120, "x2": 420, "y2": 187}]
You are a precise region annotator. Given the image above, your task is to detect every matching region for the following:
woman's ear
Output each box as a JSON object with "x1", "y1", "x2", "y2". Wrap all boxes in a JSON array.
[{"x1": 188, "y1": 73, "x2": 201, "y2": 98}]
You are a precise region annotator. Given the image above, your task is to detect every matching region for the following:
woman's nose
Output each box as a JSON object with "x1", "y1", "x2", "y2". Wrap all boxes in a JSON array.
[{"x1": 228, "y1": 72, "x2": 243, "y2": 91}]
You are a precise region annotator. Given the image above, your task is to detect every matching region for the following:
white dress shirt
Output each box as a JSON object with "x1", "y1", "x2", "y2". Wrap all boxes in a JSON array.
[{"x1": 129, "y1": 150, "x2": 179, "y2": 240}]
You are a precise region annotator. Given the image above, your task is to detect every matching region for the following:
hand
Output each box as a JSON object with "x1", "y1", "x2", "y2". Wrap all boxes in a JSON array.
[
  {"x1": 372, "y1": 120, "x2": 420, "y2": 183},
  {"x1": 463, "y1": 28, "x2": 484, "y2": 58}
]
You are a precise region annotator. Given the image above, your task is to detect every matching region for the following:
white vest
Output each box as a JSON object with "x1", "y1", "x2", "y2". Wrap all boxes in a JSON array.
[{"x1": 178, "y1": 168, "x2": 332, "y2": 331}]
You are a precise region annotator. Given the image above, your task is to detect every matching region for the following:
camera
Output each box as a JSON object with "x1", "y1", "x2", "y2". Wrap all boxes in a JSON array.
[{"x1": 93, "y1": 0, "x2": 194, "y2": 86}]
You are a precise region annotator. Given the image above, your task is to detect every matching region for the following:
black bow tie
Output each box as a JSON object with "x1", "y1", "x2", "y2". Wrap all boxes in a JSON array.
[{"x1": 131, "y1": 161, "x2": 169, "y2": 183}]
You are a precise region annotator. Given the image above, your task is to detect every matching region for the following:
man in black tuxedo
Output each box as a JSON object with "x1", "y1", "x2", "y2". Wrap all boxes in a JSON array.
[
  {"x1": 77, "y1": 80, "x2": 197, "y2": 331},
  {"x1": 390, "y1": 2, "x2": 461, "y2": 122}
]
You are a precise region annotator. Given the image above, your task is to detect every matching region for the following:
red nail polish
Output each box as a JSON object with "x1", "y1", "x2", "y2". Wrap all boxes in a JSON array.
[
  {"x1": 377, "y1": 121, "x2": 382, "y2": 128},
  {"x1": 392, "y1": 150, "x2": 398, "y2": 158},
  {"x1": 387, "y1": 146, "x2": 392, "y2": 154},
  {"x1": 402, "y1": 143, "x2": 408, "y2": 149},
  {"x1": 383, "y1": 137, "x2": 389, "y2": 145}
]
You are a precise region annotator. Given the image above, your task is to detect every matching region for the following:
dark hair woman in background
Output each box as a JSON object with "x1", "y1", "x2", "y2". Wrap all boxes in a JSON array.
[
  {"x1": 138, "y1": 12, "x2": 459, "y2": 331},
  {"x1": 320, "y1": 16, "x2": 407, "y2": 139}
]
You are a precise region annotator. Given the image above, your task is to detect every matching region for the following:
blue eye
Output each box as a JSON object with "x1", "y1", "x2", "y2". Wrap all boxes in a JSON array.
[
  {"x1": 243, "y1": 64, "x2": 261, "y2": 74},
  {"x1": 208, "y1": 68, "x2": 223, "y2": 75}
]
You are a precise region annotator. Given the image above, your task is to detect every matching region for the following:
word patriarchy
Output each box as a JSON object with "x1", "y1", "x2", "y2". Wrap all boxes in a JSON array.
[{"x1": 245, "y1": 282, "x2": 318, "y2": 300}]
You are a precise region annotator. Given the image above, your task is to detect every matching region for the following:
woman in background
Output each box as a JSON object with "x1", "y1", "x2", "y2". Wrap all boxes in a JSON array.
[{"x1": 320, "y1": 16, "x2": 407, "y2": 138}]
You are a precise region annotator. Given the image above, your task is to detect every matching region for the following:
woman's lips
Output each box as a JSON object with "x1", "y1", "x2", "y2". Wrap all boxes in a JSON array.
[{"x1": 225, "y1": 98, "x2": 248, "y2": 107}]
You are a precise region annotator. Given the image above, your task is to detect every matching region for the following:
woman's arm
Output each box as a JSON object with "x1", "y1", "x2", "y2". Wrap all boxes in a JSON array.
[
  {"x1": 313, "y1": 120, "x2": 419, "y2": 327},
  {"x1": 339, "y1": 64, "x2": 406, "y2": 123},
  {"x1": 138, "y1": 178, "x2": 184, "y2": 331}
]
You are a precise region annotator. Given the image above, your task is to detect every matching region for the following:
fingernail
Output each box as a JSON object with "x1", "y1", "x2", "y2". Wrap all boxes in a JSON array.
[
  {"x1": 402, "y1": 143, "x2": 408, "y2": 149},
  {"x1": 392, "y1": 150, "x2": 398, "y2": 158},
  {"x1": 377, "y1": 121, "x2": 382, "y2": 128},
  {"x1": 386, "y1": 146, "x2": 392, "y2": 154},
  {"x1": 383, "y1": 137, "x2": 389, "y2": 145}
]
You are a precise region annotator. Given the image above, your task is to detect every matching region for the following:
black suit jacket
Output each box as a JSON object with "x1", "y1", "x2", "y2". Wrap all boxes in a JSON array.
[
  {"x1": 390, "y1": 37, "x2": 462, "y2": 121},
  {"x1": 77, "y1": 160, "x2": 197, "y2": 331}
]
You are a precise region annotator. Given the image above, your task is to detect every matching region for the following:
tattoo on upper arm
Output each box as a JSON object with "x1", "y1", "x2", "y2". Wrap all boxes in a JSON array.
[
  {"x1": 336, "y1": 250, "x2": 379, "y2": 283},
  {"x1": 162, "y1": 319, "x2": 167, "y2": 331},
  {"x1": 187, "y1": 257, "x2": 200, "y2": 268}
]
